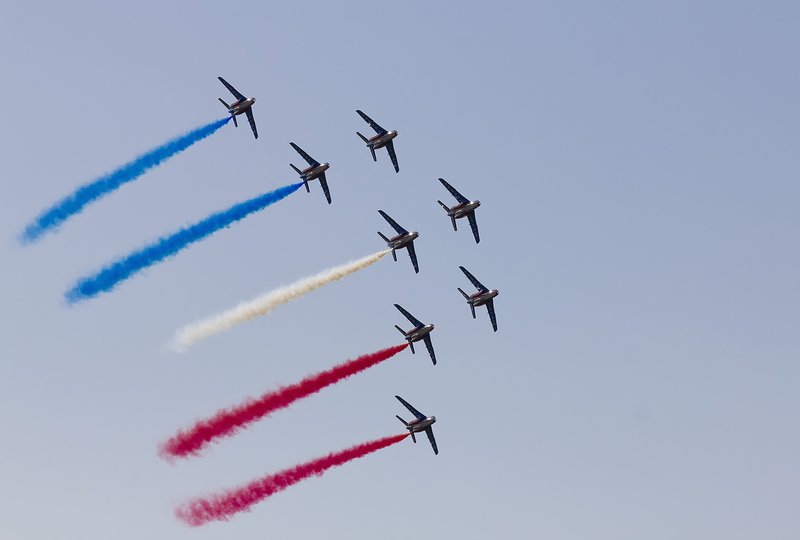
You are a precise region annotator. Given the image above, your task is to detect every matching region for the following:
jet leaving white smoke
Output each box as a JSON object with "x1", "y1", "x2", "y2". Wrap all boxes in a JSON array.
[{"x1": 173, "y1": 250, "x2": 390, "y2": 352}]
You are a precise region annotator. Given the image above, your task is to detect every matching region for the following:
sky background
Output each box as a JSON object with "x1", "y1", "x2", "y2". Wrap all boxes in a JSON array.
[{"x1": 1, "y1": 1, "x2": 799, "y2": 538}]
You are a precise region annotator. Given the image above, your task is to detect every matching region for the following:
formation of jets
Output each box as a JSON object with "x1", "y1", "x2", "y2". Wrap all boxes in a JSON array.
[{"x1": 216, "y1": 77, "x2": 502, "y2": 456}]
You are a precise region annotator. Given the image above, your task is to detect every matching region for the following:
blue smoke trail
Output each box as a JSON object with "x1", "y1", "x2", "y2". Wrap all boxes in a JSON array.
[
  {"x1": 64, "y1": 182, "x2": 304, "y2": 304},
  {"x1": 20, "y1": 117, "x2": 232, "y2": 245}
]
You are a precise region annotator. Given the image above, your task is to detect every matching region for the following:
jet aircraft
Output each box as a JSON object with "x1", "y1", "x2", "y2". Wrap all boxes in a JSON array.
[
  {"x1": 217, "y1": 77, "x2": 258, "y2": 139},
  {"x1": 395, "y1": 395, "x2": 438, "y2": 455},
  {"x1": 355, "y1": 110, "x2": 399, "y2": 172},
  {"x1": 394, "y1": 304, "x2": 436, "y2": 365},
  {"x1": 437, "y1": 178, "x2": 482, "y2": 243},
  {"x1": 289, "y1": 142, "x2": 332, "y2": 204},
  {"x1": 458, "y1": 266, "x2": 500, "y2": 332},
  {"x1": 377, "y1": 210, "x2": 419, "y2": 273}
]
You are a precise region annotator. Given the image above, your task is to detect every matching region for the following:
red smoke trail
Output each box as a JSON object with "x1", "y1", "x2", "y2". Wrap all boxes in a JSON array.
[
  {"x1": 176, "y1": 433, "x2": 409, "y2": 526},
  {"x1": 159, "y1": 344, "x2": 408, "y2": 461}
]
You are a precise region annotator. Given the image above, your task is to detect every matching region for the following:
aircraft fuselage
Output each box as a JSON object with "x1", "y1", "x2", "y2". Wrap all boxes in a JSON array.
[
  {"x1": 387, "y1": 231, "x2": 418, "y2": 250},
  {"x1": 228, "y1": 97, "x2": 255, "y2": 115},
  {"x1": 368, "y1": 130, "x2": 398, "y2": 149},
  {"x1": 449, "y1": 200, "x2": 481, "y2": 219},
  {"x1": 405, "y1": 324, "x2": 434, "y2": 344},
  {"x1": 406, "y1": 416, "x2": 436, "y2": 432},
  {"x1": 470, "y1": 289, "x2": 499, "y2": 307},
  {"x1": 299, "y1": 162, "x2": 330, "y2": 181}
]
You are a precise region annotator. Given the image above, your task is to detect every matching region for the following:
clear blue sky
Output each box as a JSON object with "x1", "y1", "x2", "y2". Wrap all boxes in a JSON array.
[{"x1": 1, "y1": 2, "x2": 799, "y2": 538}]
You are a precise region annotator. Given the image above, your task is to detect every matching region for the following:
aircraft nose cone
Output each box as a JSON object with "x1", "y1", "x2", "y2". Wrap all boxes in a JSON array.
[{"x1": 411, "y1": 231, "x2": 419, "y2": 239}]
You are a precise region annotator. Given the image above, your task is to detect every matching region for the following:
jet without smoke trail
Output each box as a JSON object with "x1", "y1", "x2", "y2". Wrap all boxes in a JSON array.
[
  {"x1": 159, "y1": 344, "x2": 408, "y2": 460},
  {"x1": 175, "y1": 433, "x2": 409, "y2": 526},
  {"x1": 20, "y1": 117, "x2": 231, "y2": 245},
  {"x1": 173, "y1": 249, "x2": 391, "y2": 351},
  {"x1": 64, "y1": 182, "x2": 303, "y2": 304}
]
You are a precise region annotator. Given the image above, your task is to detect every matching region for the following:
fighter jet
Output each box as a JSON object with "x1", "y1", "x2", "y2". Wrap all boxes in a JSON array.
[
  {"x1": 437, "y1": 178, "x2": 482, "y2": 244},
  {"x1": 377, "y1": 210, "x2": 419, "y2": 273},
  {"x1": 289, "y1": 142, "x2": 332, "y2": 204},
  {"x1": 394, "y1": 304, "x2": 436, "y2": 365},
  {"x1": 395, "y1": 395, "x2": 438, "y2": 455},
  {"x1": 217, "y1": 77, "x2": 258, "y2": 139},
  {"x1": 356, "y1": 110, "x2": 399, "y2": 172},
  {"x1": 458, "y1": 266, "x2": 500, "y2": 332}
]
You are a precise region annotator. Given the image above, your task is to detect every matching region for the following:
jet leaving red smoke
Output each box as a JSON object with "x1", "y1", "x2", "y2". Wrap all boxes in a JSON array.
[
  {"x1": 160, "y1": 344, "x2": 408, "y2": 460},
  {"x1": 176, "y1": 433, "x2": 409, "y2": 526}
]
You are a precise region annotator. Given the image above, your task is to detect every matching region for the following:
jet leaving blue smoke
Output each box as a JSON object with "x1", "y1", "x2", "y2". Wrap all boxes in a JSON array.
[
  {"x1": 64, "y1": 182, "x2": 304, "y2": 304},
  {"x1": 20, "y1": 117, "x2": 232, "y2": 245}
]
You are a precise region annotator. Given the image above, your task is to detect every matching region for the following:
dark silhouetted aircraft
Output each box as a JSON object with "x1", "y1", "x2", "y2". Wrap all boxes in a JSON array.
[
  {"x1": 394, "y1": 304, "x2": 436, "y2": 365},
  {"x1": 356, "y1": 110, "x2": 399, "y2": 172},
  {"x1": 218, "y1": 77, "x2": 258, "y2": 139},
  {"x1": 289, "y1": 143, "x2": 331, "y2": 204},
  {"x1": 458, "y1": 266, "x2": 499, "y2": 332},
  {"x1": 395, "y1": 395, "x2": 438, "y2": 455},
  {"x1": 437, "y1": 178, "x2": 482, "y2": 243},
  {"x1": 377, "y1": 210, "x2": 419, "y2": 273}
]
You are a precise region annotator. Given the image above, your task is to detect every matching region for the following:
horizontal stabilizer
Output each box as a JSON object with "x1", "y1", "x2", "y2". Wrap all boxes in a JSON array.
[
  {"x1": 395, "y1": 325, "x2": 407, "y2": 337},
  {"x1": 218, "y1": 98, "x2": 230, "y2": 109},
  {"x1": 377, "y1": 231, "x2": 390, "y2": 244},
  {"x1": 356, "y1": 131, "x2": 369, "y2": 143},
  {"x1": 396, "y1": 415, "x2": 408, "y2": 426},
  {"x1": 437, "y1": 200, "x2": 451, "y2": 212},
  {"x1": 458, "y1": 287, "x2": 469, "y2": 300},
  {"x1": 289, "y1": 163, "x2": 302, "y2": 175}
]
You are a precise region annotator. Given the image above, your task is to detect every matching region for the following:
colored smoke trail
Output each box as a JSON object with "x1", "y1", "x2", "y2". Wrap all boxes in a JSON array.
[
  {"x1": 175, "y1": 433, "x2": 409, "y2": 526},
  {"x1": 159, "y1": 344, "x2": 408, "y2": 460},
  {"x1": 64, "y1": 182, "x2": 303, "y2": 304},
  {"x1": 173, "y1": 250, "x2": 391, "y2": 351},
  {"x1": 20, "y1": 117, "x2": 231, "y2": 245}
]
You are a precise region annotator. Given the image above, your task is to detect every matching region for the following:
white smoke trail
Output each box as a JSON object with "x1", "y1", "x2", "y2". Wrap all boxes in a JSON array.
[{"x1": 173, "y1": 250, "x2": 390, "y2": 352}]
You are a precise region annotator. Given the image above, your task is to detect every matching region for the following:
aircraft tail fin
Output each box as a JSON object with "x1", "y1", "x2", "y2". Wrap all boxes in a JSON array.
[
  {"x1": 289, "y1": 163, "x2": 302, "y2": 175},
  {"x1": 356, "y1": 131, "x2": 369, "y2": 143},
  {"x1": 458, "y1": 287, "x2": 469, "y2": 300},
  {"x1": 395, "y1": 415, "x2": 409, "y2": 426}
]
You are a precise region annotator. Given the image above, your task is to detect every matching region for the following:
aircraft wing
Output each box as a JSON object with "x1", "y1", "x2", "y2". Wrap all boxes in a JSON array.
[
  {"x1": 318, "y1": 172, "x2": 332, "y2": 204},
  {"x1": 459, "y1": 266, "x2": 487, "y2": 292},
  {"x1": 385, "y1": 140, "x2": 399, "y2": 173},
  {"x1": 356, "y1": 109, "x2": 386, "y2": 134},
  {"x1": 218, "y1": 77, "x2": 246, "y2": 101},
  {"x1": 425, "y1": 427, "x2": 439, "y2": 455},
  {"x1": 407, "y1": 241, "x2": 419, "y2": 274},
  {"x1": 439, "y1": 178, "x2": 468, "y2": 204},
  {"x1": 290, "y1": 142, "x2": 319, "y2": 167},
  {"x1": 394, "y1": 304, "x2": 424, "y2": 328},
  {"x1": 467, "y1": 212, "x2": 480, "y2": 244},
  {"x1": 395, "y1": 395, "x2": 426, "y2": 419},
  {"x1": 423, "y1": 334, "x2": 436, "y2": 365},
  {"x1": 486, "y1": 299, "x2": 498, "y2": 332},
  {"x1": 378, "y1": 210, "x2": 408, "y2": 235},
  {"x1": 245, "y1": 109, "x2": 258, "y2": 139}
]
